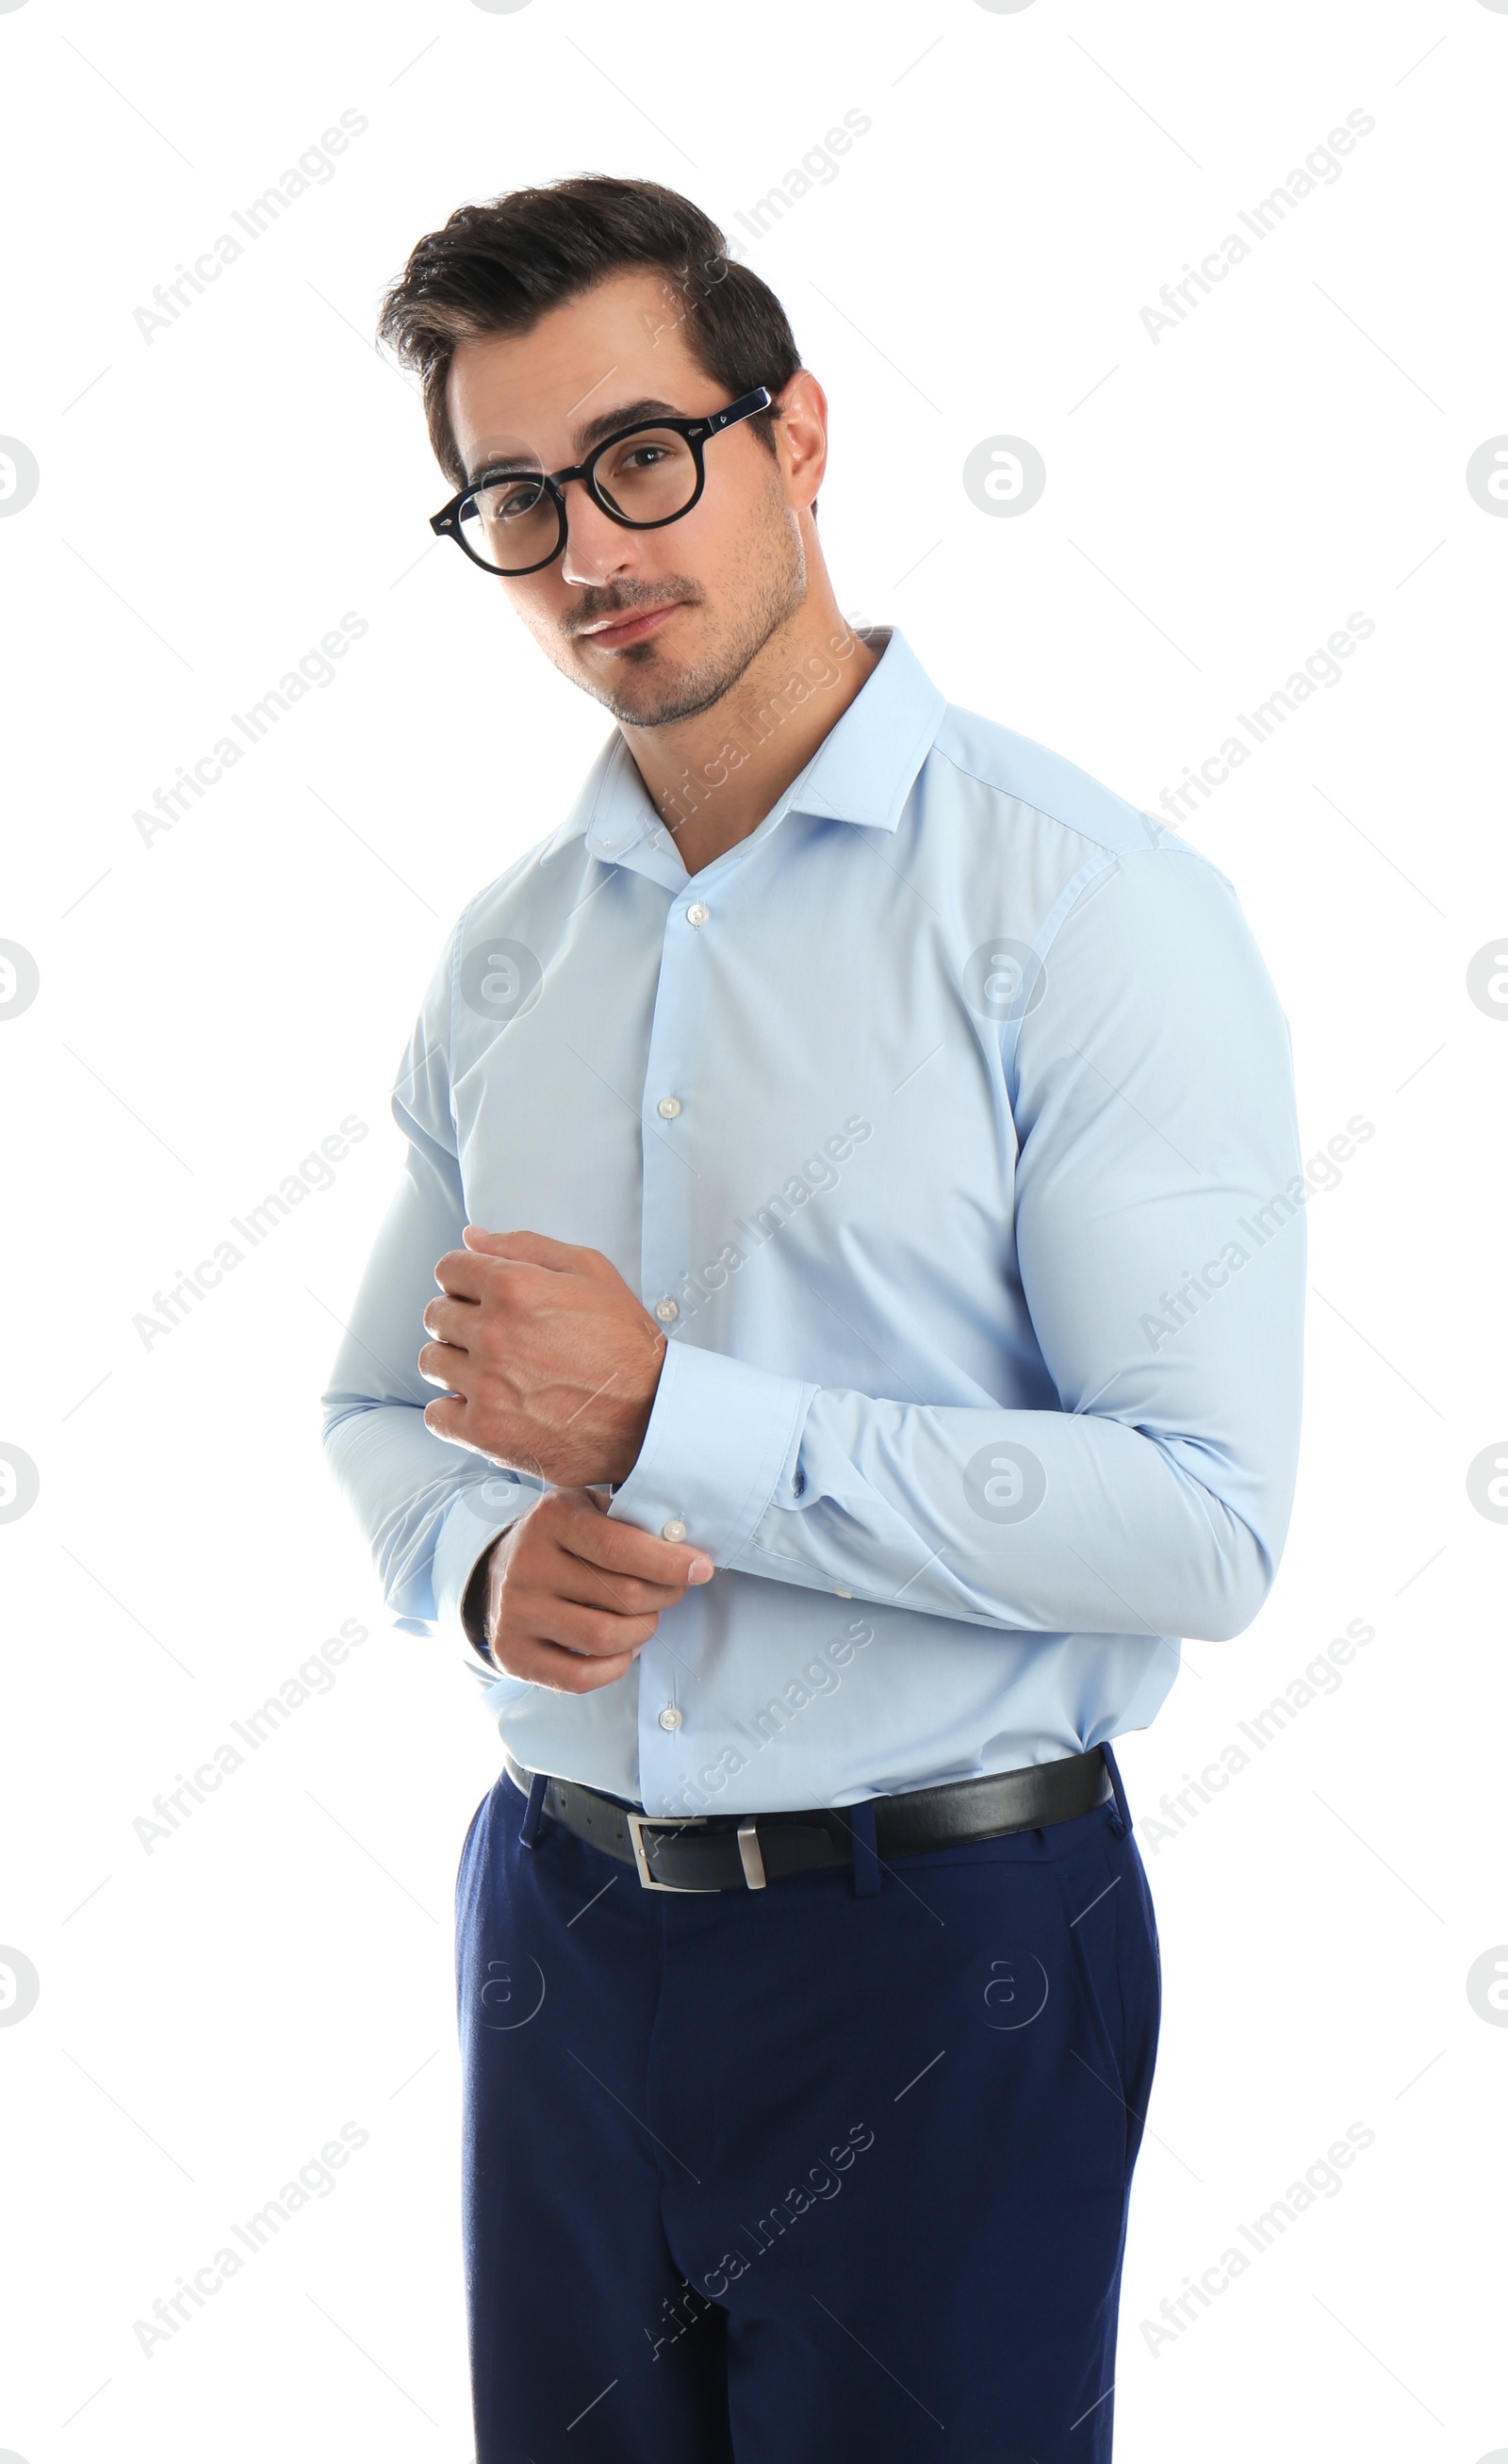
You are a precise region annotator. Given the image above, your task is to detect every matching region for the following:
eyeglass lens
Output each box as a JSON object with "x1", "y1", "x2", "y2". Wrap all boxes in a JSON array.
[{"x1": 459, "y1": 427, "x2": 700, "y2": 573}]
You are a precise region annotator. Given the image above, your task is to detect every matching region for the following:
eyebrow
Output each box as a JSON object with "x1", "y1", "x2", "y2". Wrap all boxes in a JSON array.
[{"x1": 467, "y1": 398, "x2": 688, "y2": 486}]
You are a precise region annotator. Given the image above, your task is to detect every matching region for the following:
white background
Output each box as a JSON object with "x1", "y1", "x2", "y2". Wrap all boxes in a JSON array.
[{"x1": 1, "y1": 0, "x2": 1505, "y2": 2455}]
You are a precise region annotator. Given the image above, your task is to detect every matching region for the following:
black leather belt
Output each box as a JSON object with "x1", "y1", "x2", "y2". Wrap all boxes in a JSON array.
[{"x1": 502, "y1": 1745, "x2": 1114, "y2": 1893}]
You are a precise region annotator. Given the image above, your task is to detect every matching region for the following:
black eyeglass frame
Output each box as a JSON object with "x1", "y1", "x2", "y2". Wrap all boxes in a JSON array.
[{"x1": 429, "y1": 385, "x2": 775, "y2": 576}]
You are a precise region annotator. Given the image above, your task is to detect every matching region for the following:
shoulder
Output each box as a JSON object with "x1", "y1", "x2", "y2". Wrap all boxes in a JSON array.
[
  {"x1": 929, "y1": 698, "x2": 1243, "y2": 890},
  {"x1": 918, "y1": 698, "x2": 1273, "y2": 1011},
  {"x1": 445, "y1": 823, "x2": 596, "y2": 962},
  {"x1": 929, "y1": 699, "x2": 1172, "y2": 858}
]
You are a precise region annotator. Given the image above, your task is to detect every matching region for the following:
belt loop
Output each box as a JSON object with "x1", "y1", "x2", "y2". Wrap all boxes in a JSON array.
[
  {"x1": 849, "y1": 1799, "x2": 881, "y2": 1897},
  {"x1": 518, "y1": 1769, "x2": 549, "y2": 1849},
  {"x1": 1100, "y1": 1743, "x2": 1130, "y2": 1840}
]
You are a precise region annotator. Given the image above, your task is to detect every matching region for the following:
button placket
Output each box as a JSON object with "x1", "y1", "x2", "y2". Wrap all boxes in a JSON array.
[
  {"x1": 638, "y1": 871, "x2": 719, "y2": 1345},
  {"x1": 631, "y1": 872, "x2": 727, "y2": 1801}
]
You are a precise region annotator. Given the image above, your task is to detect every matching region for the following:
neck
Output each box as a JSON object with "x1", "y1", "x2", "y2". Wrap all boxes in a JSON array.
[{"x1": 618, "y1": 588, "x2": 879, "y2": 878}]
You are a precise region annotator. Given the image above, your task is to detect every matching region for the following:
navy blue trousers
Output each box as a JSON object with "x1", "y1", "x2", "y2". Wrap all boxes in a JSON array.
[{"x1": 455, "y1": 1752, "x2": 1159, "y2": 2462}]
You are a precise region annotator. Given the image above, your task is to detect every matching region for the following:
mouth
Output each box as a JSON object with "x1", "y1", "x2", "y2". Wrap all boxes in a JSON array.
[{"x1": 574, "y1": 602, "x2": 683, "y2": 651}]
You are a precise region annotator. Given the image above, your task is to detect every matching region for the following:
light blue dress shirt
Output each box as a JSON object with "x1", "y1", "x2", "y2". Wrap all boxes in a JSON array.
[{"x1": 321, "y1": 626, "x2": 1304, "y2": 1816}]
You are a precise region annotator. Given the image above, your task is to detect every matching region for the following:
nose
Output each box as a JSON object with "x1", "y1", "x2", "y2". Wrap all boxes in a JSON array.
[{"x1": 558, "y1": 477, "x2": 642, "y2": 590}]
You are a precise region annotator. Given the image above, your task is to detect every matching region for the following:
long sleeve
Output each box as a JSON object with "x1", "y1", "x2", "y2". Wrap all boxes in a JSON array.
[
  {"x1": 606, "y1": 845, "x2": 1306, "y2": 1647},
  {"x1": 320, "y1": 921, "x2": 545, "y2": 1661}
]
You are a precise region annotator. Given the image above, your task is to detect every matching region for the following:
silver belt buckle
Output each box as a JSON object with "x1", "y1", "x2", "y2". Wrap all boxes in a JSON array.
[{"x1": 624, "y1": 1811, "x2": 720, "y2": 1893}]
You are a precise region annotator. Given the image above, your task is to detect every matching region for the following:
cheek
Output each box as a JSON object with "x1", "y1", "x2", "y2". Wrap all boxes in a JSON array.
[{"x1": 509, "y1": 582, "x2": 565, "y2": 640}]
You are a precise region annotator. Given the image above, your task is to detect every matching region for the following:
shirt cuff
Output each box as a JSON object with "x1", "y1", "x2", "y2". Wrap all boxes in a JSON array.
[
  {"x1": 433, "y1": 1473, "x2": 544, "y2": 1667},
  {"x1": 605, "y1": 1339, "x2": 814, "y2": 1564}
]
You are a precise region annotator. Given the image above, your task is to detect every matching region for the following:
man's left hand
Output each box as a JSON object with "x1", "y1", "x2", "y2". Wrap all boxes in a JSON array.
[{"x1": 419, "y1": 1228, "x2": 668, "y2": 1489}]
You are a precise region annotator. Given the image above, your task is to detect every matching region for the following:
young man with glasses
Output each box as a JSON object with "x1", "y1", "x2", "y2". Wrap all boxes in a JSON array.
[{"x1": 322, "y1": 174, "x2": 1305, "y2": 2461}]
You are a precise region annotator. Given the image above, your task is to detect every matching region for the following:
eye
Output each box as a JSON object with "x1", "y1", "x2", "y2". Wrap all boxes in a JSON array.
[
  {"x1": 475, "y1": 475, "x2": 547, "y2": 521},
  {"x1": 602, "y1": 441, "x2": 672, "y2": 481}
]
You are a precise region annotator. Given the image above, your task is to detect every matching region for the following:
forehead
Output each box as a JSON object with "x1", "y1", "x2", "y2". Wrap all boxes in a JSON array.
[{"x1": 446, "y1": 266, "x2": 716, "y2": 477}]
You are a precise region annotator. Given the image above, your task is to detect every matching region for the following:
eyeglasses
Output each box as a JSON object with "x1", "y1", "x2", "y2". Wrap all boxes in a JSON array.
[{"x1": 429, "y1": 386, "x2": 774, "y2": 576}]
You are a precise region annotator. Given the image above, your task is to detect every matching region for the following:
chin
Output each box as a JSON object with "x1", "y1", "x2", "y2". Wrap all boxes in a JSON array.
[{"x1": 591, "y1": 654, "x2": 728, "y2": 730}]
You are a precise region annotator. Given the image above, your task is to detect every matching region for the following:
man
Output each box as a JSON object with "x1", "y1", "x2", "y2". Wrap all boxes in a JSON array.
[{"x1": 322, "y1": 175, "x2": 1304, "y2": 2461}]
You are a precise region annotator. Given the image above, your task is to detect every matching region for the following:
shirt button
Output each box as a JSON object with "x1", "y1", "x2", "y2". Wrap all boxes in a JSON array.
[
  {"x1": 685, "y1": 901, "x2": 710, "y2": 927},
  {"x1": 835, "y1": 1588, "x2": 853, "y2": 1599},
  {"x1": 655, "y1": 1298, "x2": 680, "y2": 1322},
  {"x1": 658, "y1": 1704, "x2": 683, "y2": 1732},
  {"x1": 661, "y1": 1518, "x2": 687, "y2": 1541},
  {"x1": 657, "y1": 1095, "x2": 681, "y2": 1118}
]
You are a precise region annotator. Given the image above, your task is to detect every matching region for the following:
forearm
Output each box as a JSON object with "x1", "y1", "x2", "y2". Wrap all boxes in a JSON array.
[
  {"x1": 606, "y1": 1344, "x2": 1295, "y2": 1644},
  {"x1": 735, "y1": 1388, "x2": 1281, "y2": 1641},
  {"x1": 322, "y1": 1392, "x2": 544, "y2": 1642}
]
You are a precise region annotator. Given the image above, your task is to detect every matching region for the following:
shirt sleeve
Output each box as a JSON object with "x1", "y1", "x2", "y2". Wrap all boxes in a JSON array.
[
  {"x1": 605, "y1": 845, "x2": 1306, "y2": 1646},
  {"x1": 320, "y1": 918, "x2": 546, "y2": 1667}
]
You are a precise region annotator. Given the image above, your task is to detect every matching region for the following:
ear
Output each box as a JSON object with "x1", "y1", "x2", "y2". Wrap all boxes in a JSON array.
[{"x1": 770, "y1": 370, "x2": 829, "y2": 515}]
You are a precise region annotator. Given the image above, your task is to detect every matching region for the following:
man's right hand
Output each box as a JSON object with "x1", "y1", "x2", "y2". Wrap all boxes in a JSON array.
[{"x1": 475, "y1": 1487, "x2": 713, "y2": 1694}]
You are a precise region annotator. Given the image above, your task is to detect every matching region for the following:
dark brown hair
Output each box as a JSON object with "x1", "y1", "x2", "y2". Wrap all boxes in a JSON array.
[{"x1": 376, "y1": 174, "x2": 805, "y2": 491}]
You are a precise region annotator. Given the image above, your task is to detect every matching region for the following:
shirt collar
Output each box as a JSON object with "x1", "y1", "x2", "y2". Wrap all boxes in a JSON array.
[{"x1": 541, "y1": 626, "x2": 948, "y2": 866}]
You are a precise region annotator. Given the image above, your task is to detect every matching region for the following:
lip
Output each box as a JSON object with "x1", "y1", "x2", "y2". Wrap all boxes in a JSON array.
[{"x1": 575, "y1": 602, "x2": 681, "y2": 649}]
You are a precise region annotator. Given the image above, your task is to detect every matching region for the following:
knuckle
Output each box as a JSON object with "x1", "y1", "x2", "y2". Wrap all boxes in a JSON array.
[{"x1": 567, "y1": 1656, "x2": 619, "y2": 1695}]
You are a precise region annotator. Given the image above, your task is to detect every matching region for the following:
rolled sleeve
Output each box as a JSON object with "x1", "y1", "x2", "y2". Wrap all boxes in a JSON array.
[{"x1": 604, "y1": 1336, "x2": 815, "y2": 1563}]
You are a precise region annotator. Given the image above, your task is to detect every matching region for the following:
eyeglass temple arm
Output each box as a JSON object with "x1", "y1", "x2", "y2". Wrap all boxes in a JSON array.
[{"x1": 702, "y1": 386, "x2": 773, "y2": 435}]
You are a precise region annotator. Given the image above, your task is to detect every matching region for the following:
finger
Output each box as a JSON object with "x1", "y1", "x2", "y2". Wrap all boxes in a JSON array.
[
  {"x1": 418, "y1": 1342, "x2": 470, "y2": 1392},
  {"x1": 529, "y1": 1597, "x2": 664, "y2": 1658},
  {"x1": 433, "y1": 1249, "x2": 488, "y2": 1300},
  {"x1": 542, "y1": 1541, "x2": 689, "y2": 1618},
  {"x1": 422, "y1": 1397, "x2": 476, "y2": 1447},
  {"x1": 553, "y1": 1502, "x2": 713, "y2": 1588},
  {"x1": 493, "y1": 1630, "x2": 643, "y2": 1696},
  {"x1": 421, "y1": 1295, "x2": 476, "y2": 1344},
  {"x1": 462, "y1": 1227, "x2": 593, "y2": 1273}
]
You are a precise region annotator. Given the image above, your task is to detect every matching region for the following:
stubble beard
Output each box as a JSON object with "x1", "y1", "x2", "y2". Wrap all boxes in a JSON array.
[{"x1": 566, "y1": 497, "x2": 809, "y2": 730}]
